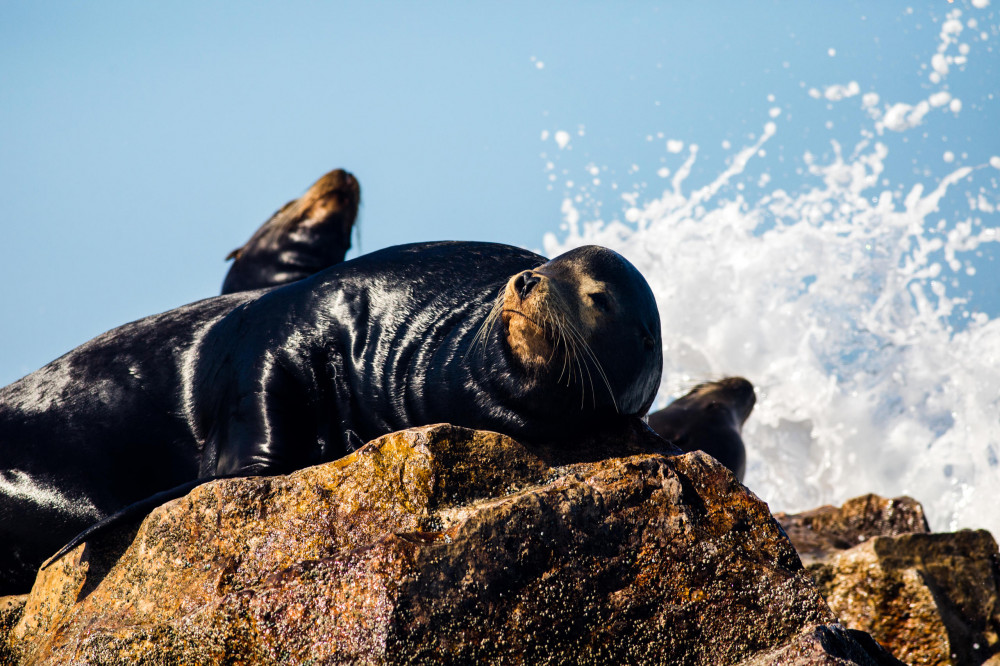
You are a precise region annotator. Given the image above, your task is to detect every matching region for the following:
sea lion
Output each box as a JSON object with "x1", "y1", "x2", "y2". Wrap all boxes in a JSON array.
[
  {"x1": 221, "y1": 169, "x2": 361, "y2": 294},
  {"x1": 647, "y1": 376, "x2": 755, "y2": 480},
  {"x1": 0, "y1": 241, "x2": 662, "y2": 593}
]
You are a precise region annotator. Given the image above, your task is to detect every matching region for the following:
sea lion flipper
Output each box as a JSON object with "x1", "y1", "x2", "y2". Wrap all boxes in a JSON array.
[{"x1": 205, "y1": 359, "x2": 320, "y2": 477}]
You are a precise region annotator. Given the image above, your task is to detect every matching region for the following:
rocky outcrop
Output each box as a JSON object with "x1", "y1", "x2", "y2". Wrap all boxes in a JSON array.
[
  {"x1": 741, "y1": 624, "x2": 906, "y2": 666},
  {"x1": 775, "y1": 494, "x2": 931, "y2": 565},
  {"x1": 3, "y1": 424, "x2": 897, "y2": 665},
  {"x1": 778, "y1": 495, "x2": 1000, "y2": 666},
  {"x1": 0, "y1": 594, "x2": 26, "y2": 665}
]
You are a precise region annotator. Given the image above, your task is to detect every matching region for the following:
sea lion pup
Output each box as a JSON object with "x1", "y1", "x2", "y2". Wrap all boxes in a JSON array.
[
  {"x1": 220, "y1": 168, "x2": 361, "y2": 294},
  {"x1": 647, "y1": 376, "x2": 755, "y2": 481},
  {"x1": 0, "y1": 241, "x2": 662, "y2": 593}
]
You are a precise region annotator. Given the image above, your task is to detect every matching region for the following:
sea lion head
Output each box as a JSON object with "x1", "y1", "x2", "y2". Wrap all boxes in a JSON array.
[
  {"x1": 298, "y1": 169, "x2": 361, "y2": 239},
  {"x1": 688, "y1": 376, "x2": 757, "y2": 426},
  {"x1": 221, "y1": 169, "x2": 361, "y2": 294},
  {"x1": 646, "y1": 376, "x2": 756, "y2": 479},
  {"x1": 225, "y1": 168, "x2": 360, "y2": 263},
  {"x1": 496, "y1": 245, "x2": 662, "y2": 416}
]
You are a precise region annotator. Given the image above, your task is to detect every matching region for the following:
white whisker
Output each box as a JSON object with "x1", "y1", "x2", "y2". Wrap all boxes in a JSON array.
[
  {"x1": 562, "y1": 317, "x2": 619, "y2": 414},
  {"x1": 466, "y1": 291, "x2": 505, "y2": 359}
]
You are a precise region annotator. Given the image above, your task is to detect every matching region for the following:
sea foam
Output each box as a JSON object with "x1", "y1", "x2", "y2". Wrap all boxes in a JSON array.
[{"x1": 542, "y1": 5, "x2": 1000, "y2": 535}]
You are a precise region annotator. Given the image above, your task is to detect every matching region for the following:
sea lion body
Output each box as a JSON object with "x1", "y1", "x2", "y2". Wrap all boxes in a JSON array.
[
  {"x1": 647, "y1": 377, "x2": 755, "y2": 480},
  {"x1": 0, "y1": 241, "x2": 662, "y2": 592},
  {"x1": 221, "y1": 169, "x2": 361, "y2": 294}
]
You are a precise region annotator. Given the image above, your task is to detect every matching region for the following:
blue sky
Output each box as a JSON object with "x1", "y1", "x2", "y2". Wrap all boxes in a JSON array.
[{"x1": 2, "y1": 1, "x2": 997, "y2": 384}]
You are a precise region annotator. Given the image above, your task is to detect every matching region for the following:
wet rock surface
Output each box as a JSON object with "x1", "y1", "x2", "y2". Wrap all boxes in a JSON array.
[
  {"x1": 740, "y1": 624, "x2": 904, "y2": 666},
  {"x1": 6, "y1": 425, "x2": 894, "y2": 664},
  {"x1": 778, "y1": 496, "x2": 1000, "y2": 666},
  {"x1": 775, "y1": 494, "x2": 931, "y2": 565},
  {"x1": 0, "y1": 594, "x2": 26, "y2": 665}
]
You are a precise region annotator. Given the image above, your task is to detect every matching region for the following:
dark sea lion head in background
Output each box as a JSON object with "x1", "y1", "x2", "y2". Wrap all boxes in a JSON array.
[
  {"x1": 647, "y1": 376, "x2": 755, "y2": 481},
  {"x1": 487, "y1": 245, "x2": 662, "y2": 417},
  {"x1": 220, "y1": 168, "x2": 361, "y2": 294}
]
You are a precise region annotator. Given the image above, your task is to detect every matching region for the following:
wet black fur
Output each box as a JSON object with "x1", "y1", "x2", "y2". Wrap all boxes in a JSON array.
[{"x1": 0, "y1": 241, "x2": 662, "y2": 593}]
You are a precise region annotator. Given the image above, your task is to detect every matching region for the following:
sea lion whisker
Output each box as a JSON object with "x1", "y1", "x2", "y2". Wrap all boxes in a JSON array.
[
  {"x1": 469, "y1": 302, "x2": 491, "y2": 350},
  {"x1": 467, "y1": 292, "x2": 505, "y2": 359},
  {"x1": 560, "y1": 329, "x2": 575, "y2": 386},
  {"x1": 482, "y1": 295, "x2": 505, "y2": 349},
  {"x1": 581, "y1": 339, "x2": 618, "y2": 413},
  {"x1": 543, "y1": 306, "x2": 562, "y2": 367},
  {"x1": 553, "y1": 329, "x2": 566, "y2": 384},
  {"x1": 500, "y1": 308, "x2": 548, "y2": 331},
  {"x1": 563, "y1": 318, "x2": 584, "y2": 391},
  {"x1": 548, "y1": 305, "x2": 576, "y2": 387},
  {"x1": 552, "y1": 309, "x2": 574, "y2": 380},
  {"x1": 558, "y1": 326, "x2": 574, "y2": 385},
  {"x1": 542, "y1": 294, "x2": 574, "y2": 385},
  {"x1": 556, "y1": 318, "x2": 592, "y2": 407},
  {"x1": 562, "y1": 318, "x2": 619, "y2": 414},
  {"x1": 574, "y1": 332, "x2": 596, "y2": 409}
]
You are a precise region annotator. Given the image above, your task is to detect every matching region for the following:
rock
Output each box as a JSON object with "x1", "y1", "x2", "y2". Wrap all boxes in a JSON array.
[
  {"x1": 6, "y1": 424, "x2": 894, "y2": 664},
  {"x1": 0, "y1": 595, "x2": 26, "y2": 665},
  {"x1": 779, "y1": 496, "x2": 1000, "y2": 666},
  {"x1": 740, "y1": 624, "x2": 904, "y2": 666},
  {"x1": 811, "y1": 531, "x2": 1000, "y2": 666},
  {"x1": 775, "y1": 493, "x2": 931, "y2": 565}
]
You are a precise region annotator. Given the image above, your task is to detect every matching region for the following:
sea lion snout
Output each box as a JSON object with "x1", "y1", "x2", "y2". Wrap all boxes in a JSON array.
[
  {"x1": 514, "y1": 272, "x2": 542, "y2": 300},
  {"x1": 499, "y1": 270, "x2": 554, "y2": 371},
  {"x1": 710, "y1": 376, "x2": 756, "y2": 422}
]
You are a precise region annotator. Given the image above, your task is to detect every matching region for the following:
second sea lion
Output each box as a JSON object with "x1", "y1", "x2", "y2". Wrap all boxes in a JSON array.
[
  {"x1": 647, "y1": 376, "x2": 755, "y2": 480},
  {"x1": 221, "y1": 168, "x2": 361, "y2": 294}
]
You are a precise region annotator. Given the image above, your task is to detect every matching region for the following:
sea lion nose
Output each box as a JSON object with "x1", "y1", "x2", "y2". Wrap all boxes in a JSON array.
[
  {"x1": 514, "y1": 272, "x2": 541, "y2": 300},
  {"x1": 730, "y1": 377, "x2": 755, "y2": 401}
]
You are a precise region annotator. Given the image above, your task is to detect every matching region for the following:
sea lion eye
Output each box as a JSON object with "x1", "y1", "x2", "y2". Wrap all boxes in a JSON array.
[{"x1": 589, "y1": 292, "x2": 611, "y2": 312}]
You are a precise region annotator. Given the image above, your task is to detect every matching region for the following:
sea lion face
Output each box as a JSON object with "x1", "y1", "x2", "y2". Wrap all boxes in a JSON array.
[
  {"x1": 221, "y1": 169, "x2": 361, "y2": 294},
  {"x1": 299, "y1": 169, "x2": 361, "y2": 237},
  {"x1": 646, "y1": 376, "x2": 756, "y2": 480},
  {"x1": 686, "y1": 376, "x2": 756, "y2": 425},
  {"x1": 499, "y1": 245, "x2": 662, "y2": 416}
]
